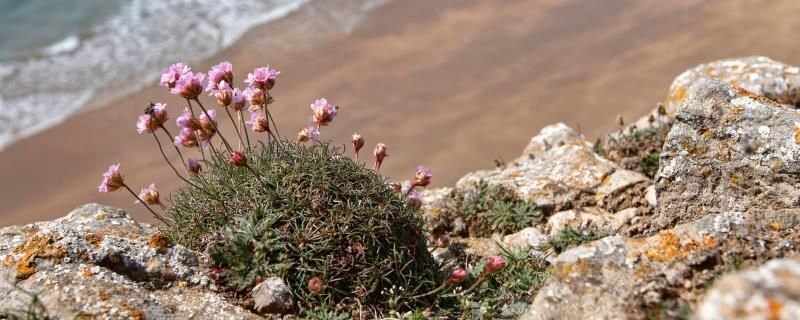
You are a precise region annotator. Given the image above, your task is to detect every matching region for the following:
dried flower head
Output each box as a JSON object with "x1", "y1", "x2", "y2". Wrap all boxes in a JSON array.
[
  {"x1": 412, "y1": 165, "x2": 432, "y2": 187},
  {"x1": 246, "y1": 111, "x2": 270, "y2": 133},
  {"x1": 244, "y1": 87, "x2": 265, "y2": 109},
  {"x1": 297, "y1": 123, "x2": 319, "y2": 143},
  {"x1": 214, "y1": 81, "x2": 233, "y2": 107},
  {"x1": 171, "y1": 71, "x2": 205, "y2": 99},
  {"x1": 230, "y1": 88, "x2": 246, "y2": 111},
  {"x1": 308, "y1": 276, "x2": 325, "y2": 294},
  {"x1": 136, "y1": 183, "x2": 162, "y2": 206},
  {"x1": 310, "y1": 98, "x2": 339, "y2": 127},
  {"x1": 177, "y1": 108, "x2": 201, "y2": 131},
  {"x1": 198, "y1": 109, "x2": 217, "y2": 133},
  {"x1": 98, "y1": 164, "x2": 124, "y2": 193},
  {"x1": 174, "y1": 128, "x2": 199, "y2": 148},
  {"x1": 229, "y1": 151, "x2": 247, "y2": 167},
  {"x1": 160, "y1": 63, "x2": 190, "y2": 89},
  {"x1": 187, "y1": 158, "x2": 201, "y2": 175},
  {"x1": 485, "y1": 255, "x2": 507, "y2": 275},
  {"x1": 206, "y1": 61, "x2": 233, "y2": 92},
  {"x1": 373, "y1": 143, "x2": 387, "y2": 172},
  {"x1": 449, "y1": 267, "x2": 468, "y2": 283},
  {"x1": 245, "y1": 66, "x2": 279, "y2": 91},
  {"x1": 406, "y1": 190, "x2": 423, "y2": 208}
]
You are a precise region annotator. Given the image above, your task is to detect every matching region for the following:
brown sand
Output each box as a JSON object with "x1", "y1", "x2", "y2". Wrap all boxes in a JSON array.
[{"x1": 2, "y1": 0, "x2": 799, "y2": 225}]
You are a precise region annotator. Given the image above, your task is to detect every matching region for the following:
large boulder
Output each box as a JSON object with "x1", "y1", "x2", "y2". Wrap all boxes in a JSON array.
[
  {"x1": 521, "y1": 209, "x2": 800, "y2": 319},
  {"x1": 0, "y1": 204, "x2": 257, "y2": 319},
  {"x1": 653, "y1": 77, "x2": 800, "y2": 232},
  {"x1": 698, "y1": 258, "x2": 800, "y2": 320}
]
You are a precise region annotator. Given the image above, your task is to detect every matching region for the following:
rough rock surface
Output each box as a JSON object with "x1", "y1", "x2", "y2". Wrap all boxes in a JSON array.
[
  {"x1": 252, "y1": 277, "x2": 292, "y2": 315},
  {"x1": 0, "y1": 204, "x2": 257, "y2": 319},
  {"x1": 698, "y1": 258, "x2": 800, "y2": 320},
  {"x1": 522, "y1": 209, "x2": 800, "y2": 319},
  {"x1": 653, "y1": 77, "x2": 800, "y2": 232}
]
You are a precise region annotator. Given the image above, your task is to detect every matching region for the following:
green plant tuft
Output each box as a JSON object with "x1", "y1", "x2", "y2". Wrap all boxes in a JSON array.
[
  {"x1": 542, "y1": 226, "x2": 604, "y2": 254},
  {"x1": 457, "y1": 181, "x2": 540, "y2": 236},
  {"x1": 165, "y1": 141, "x2": 439, "y2": 315}
]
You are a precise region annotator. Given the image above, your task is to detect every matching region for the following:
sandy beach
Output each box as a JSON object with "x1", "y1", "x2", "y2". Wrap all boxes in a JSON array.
[{"x1": 1, "y1": 0, "x2": 799, "y2": 225}]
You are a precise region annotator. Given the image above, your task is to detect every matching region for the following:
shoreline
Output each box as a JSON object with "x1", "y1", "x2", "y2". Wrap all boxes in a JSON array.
[{"x1": 2, "y1": 0, "x2": 800, "y2": 226}]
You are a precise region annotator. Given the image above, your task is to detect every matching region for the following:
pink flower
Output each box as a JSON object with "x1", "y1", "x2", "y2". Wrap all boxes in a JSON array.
[
  {"x1": 98, "y1": 164, "x2": 124, "y2": 193},
  {"x1": 160, "y1": 63, "x2": 190, "y2": 89},
  {"x1": 246, "y1": 111, "x2": 270, "y2": 133},
  {"x1": 229, "y1": 151, "x2": 247, "y2": 167},
  {"x1": 406, "y1": 190, "x2": 423, "y2": 208},
  {"x1": 373, "y1": 143, "x2": 387, "y2": 172},
  {"x1": 412, "y1": 166, "x2": 432, "y2": 188},
  {"x1": 174, "y1": 128, "x2": 199, "y2": 148},
  {"x1": 449, "y1": 268, "x2": 468, "y2": 283},
  {"x1": 151, "y1": 103, "x2": 168, "y2": 125},
  {"x1": 243, "y1": 87, "x2": 265, "y2": 109},
  {"x1": 230, "y1": 88, "x2": 246, "y2": 111},
  {"x1": 170, "y1": 71, "x2": 205, "y2": 99},
  {"x1": 188, "y1": 158, "x2": 202, "y2": 175},
  {"x1": 176, "y1": 108, "x2": 201, "y2": 130},
  {"x1": 198, "y1": 109, "x2": 216, "y2": 133},
  {"x1": 245, "y1": 66, "x2": 279, "y2": 90},
  {"x1": 137, "y1": 114, "x2": 157, "y2": 134},
  {"x1": 297, "y1": 123, "x2": 319, "y2": 143},
  {"x1": 214, "y1": 81, "x2": 233, "y2": 107},
  {"x1": 484, "y1": 256, "x2": 507, "y2": 275},
  {"x1": 206, "y1": 61, "x2": 233, "y2": 92},
  {"x1": 352, "y1": 133, "x2": 365, "y2": 160},
  {"x1": 136, "y1": 183, "x2": 163, "y2": 207},
  {"x1": 310, "y1": 98, "x2": 339, "y2": 127}
]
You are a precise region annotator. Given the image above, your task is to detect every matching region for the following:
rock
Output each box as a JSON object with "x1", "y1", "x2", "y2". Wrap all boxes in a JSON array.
[
  {"x1": 420, "y1": 187, "x2": 457, "y2": 234},
  {"x1": 545, "y1": 207, "x2": 611, "y2": 238},
  {"x1": 0, "y1": 204, "x2": 257, "y2": 319},
  {"x1": 252, "y1": 277, "x2": 293, "y2": 315},
  {"x1": 664, "y1": 57, "x2": 800, "y2": 117},
  {"x1": 521, "y1": 209, "x2": 800, "y2": 319},
  {"x1": 502, "y1": 227, "x2": 548, "y2": 250},
  {"x1": 653, "y1": 77, "x2": 800, "y2": 232},
  {"x1": 698, "y1": 258, "x2": 800, "y2": 320},
  {"x1": 521, "y1": 123, "x2": 592, "y2": 156},
  {"x1": 594, "y1": 169, "x2": 648, "y2": 201},
  {"x1": 455, "y1": 127, "x2": 616, "y2": 213},
  {"x1": 644, "y1": 185, "x2": 657, "y2": 207}
]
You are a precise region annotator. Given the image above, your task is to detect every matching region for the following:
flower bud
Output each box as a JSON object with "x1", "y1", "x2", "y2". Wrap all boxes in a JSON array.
[
  {"x1": 352, "y1": 133, "x2": 364, "y2": 159},
  {"x1": 247, "y1": 112, "x2": 270, "y2": 133},
  {"x1": 245, "y1": 87, "x2": 265, "y2": 108},
  {"x1": 373, "y1": 143, "x2": 387, "y2": 172},
  {"x1": 215, "y1": 82, "x2": 233, "y2": 107},
  {"x1": 308, "y1": 276, "x2": 325, "y2": 294},
  {"x1": 449, "y1": 267, "x2": 468, "y2": 283},
  {"x1": 485, "y1": 255, "x2": 507, "y2": 275},
  {"x1": 229, "y1": 151, "x2": 247, "y2": 167},
  {"x1": 171, "y1": 71, "x2": 205, "y2": 99},
  {"x1": 406, "y1": 190, "x2": 422, "y2": 208},
  {"x1": 297, "y1": 124, "x2": 319, "y2": 143}
]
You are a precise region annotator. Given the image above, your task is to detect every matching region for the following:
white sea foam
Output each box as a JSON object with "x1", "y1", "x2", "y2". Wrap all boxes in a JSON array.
[{"x1": 0, "y1": 0, "x2": 390, "y2": 152}]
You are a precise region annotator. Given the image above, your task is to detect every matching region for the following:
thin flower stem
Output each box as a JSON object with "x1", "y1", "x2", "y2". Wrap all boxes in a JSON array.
[
  {"x1": 194, "y1": 98, "x2": 233, "y2": 152},
  {"x1": 186, "y1": 99, "x2": 208, "y2": 163},
  {"x1": 410, "y1": 281, "x2": 452, "y2": 299},
  {"x1": 239, "y1": 110, "x2": 251, "y2": 150},
  {"x1": 404, "y1": 183, "x2": 418, "y2": 197},
  {"x1": 123, "y1": 183, "x2": 169, "y2": 225},
  {"x1": 152, "y1": 133, "x2": 223, "y2": 204},
  {"x1": 158, "y1": 125, "x2": 189, "y2": 174},
  {"x1": 224, "y1": 107, "x2": 244, "y2": 150}
]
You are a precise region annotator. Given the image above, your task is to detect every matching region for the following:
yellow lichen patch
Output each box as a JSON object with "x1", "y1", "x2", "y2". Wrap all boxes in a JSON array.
[
  {"x1": 669, "y1": 86, "x2": 687, "y2": 102},
  {"x1": 12, "y1": 234, "x2": 66, "y2": 279},
  {"x1": 680, "y1": 139, "x2": 709, "y2": 158},
  {"x1": 732, "y1": 85, "x2": 780, "y2": 105},
  {"x1": 84, "y1": 233, "x2": 104, "y2": 247},
  {"x1": 730, "y1": 172, "x2": 741, "y2": 186},
  {"x1": 147, "y1": 233, "x2": 171, "y2": 253},
  {"x1": 3, "y1": 255, "x2": 13, "y2": 268},
  {"x1": 703, "y1": 130, "x2": 714, "y2": 139},
  {"x1": 773, "y1": 160, "x2": 784, "y2": 171},
  {"x1": 551, "y1": 259, "x2": 595, "y2": 279},
  {"x1": 766, "y1": 298, "x2": 783, "y2": 320},
  {"x1": 769, "y1": 221, "x2": 784, "y2": 230},
  {"x1": 131, "y1": 309, "x2": 146, "y2": 320},
  {"x1": 82, "y1": 267, "x2": 92, "y2": 278},
  {"x1": 645, "y1": 232, "x2": 716, "y2": 262},
  {"x1": 794, "y1": 127, "x2": 800, "y2": 144}
]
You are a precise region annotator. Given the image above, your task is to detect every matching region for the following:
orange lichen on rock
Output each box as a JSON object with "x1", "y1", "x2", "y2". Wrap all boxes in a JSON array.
[
  {"x1": 3, "y1": 255, "x2": 13, "y2": 268},
  {"x1": 794, "y1": 127, "x2": 800, "y2": 144},
  {"x1": 12, "y1": 233, "x2": 66, "y2": 279},
  {"x1": 147, "y1": 233, "x2": 171, "y2": 253},
  {"x1": 84, "y1": 233, "x2": 105, "y2": 247},
  {"x1": 766, "y1": 298, "x2": 783, "y2": 320},
  {"x1": 82, "y1": 267, "x2": 93, "y2": 278},
  {"x1": 670, "y1": 86, "x2": 687, "y2": 103},
  {"x1": 732, "y1": 85, "x2": 780, "y2": 105},
  {"x1": 769, "y1": 221, "x2": 784, "y2": 230},
  {"x1": 645, "y1": 231, "x2": 716, "y2": 262}
]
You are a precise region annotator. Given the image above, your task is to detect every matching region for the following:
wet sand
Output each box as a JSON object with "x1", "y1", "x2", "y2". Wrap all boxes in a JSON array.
[{"x1": 2, "y1": 0, "x2": 799, "y2": 225}]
